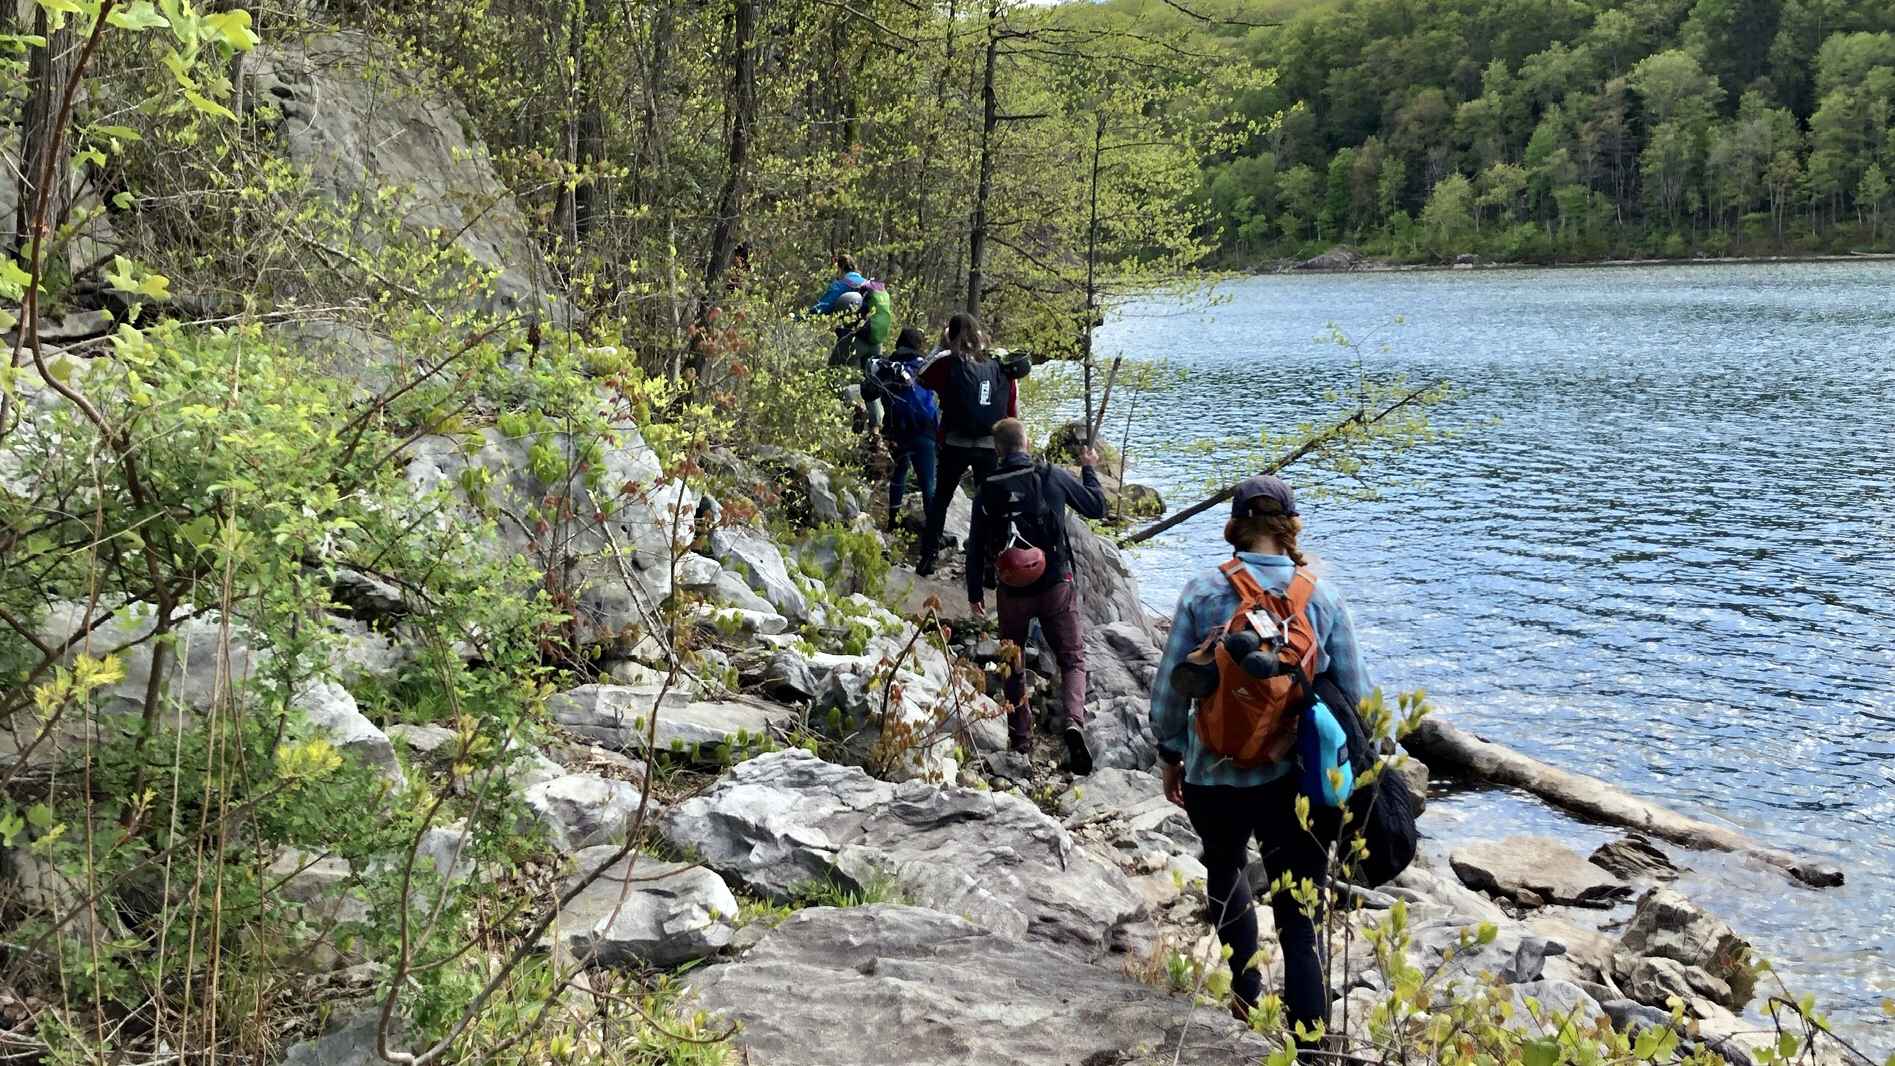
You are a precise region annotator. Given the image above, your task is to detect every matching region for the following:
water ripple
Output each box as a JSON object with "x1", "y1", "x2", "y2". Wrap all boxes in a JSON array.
[{"x1": 1101, "y1": 261, "x2": 1895, "y2": 1038}]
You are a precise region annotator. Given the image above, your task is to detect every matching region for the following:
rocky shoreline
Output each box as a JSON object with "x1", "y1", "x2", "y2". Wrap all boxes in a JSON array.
[{"x1": 1265, "y1": 245, "x2": 1895, "y2": 275}]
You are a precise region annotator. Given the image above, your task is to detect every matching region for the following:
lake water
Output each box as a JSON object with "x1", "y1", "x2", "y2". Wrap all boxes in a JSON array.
[{"x1": 1095, "y1": 261, "x2": 1895, "y2": 1040}]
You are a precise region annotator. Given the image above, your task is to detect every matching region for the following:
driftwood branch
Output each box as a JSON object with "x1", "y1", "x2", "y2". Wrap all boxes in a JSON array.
[
  {"x1": 1086, "y1": 355, "x2": 1121, "y2": 446},
  {"x1": 1404, "y1": 717, "x2": 1844, "y2": 889},
  {"x1": 1121, "y1": 381, "x2": 1439, "y2": 546}
]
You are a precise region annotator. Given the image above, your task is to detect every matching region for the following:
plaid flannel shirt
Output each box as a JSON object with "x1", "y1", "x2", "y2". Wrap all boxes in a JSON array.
[{"x1": 1148, "y1": 552, "x2": 1373, "y2": 787}]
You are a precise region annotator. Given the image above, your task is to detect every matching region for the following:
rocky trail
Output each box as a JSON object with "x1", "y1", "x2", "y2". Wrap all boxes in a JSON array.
[
  {"x1": 1, "y1": 30, "x2": 1866, "y2": 1066},
  {"x1": 230, "y1": 444, "x2": 1830, "y2": 1065}
]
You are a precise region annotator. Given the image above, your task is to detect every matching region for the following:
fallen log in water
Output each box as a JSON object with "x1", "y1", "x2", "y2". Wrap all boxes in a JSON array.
[{"x1": 1403, "y1": 717, "x2": 1844, "y2": 889}]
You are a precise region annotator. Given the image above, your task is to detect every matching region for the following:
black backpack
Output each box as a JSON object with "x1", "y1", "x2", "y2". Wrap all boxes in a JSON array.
[
  {"x1": 942, "y1": 355, "x2": 1008, "y2": 437},
  {"x1": 1314, "y1": 674, "x2": 1419, "y2": 887},
  {"x1": 981, "y1": 463, "x2": 1065, "y2": 586}
]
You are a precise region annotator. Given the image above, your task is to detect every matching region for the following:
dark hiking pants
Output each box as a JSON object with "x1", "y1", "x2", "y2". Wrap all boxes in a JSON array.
[
  {"x1": 1182, "y1": 777, "x2": 1342, "y2": 1043},
  {"x1": 919, "y1": 441, "x2": 996, "y2": 567},
  {"x1": 996, "y1": 576, "x2": 1086, "y2": 746},
  {"x1": 888, "y1": 433, "x2": 937, "y2": 527}
]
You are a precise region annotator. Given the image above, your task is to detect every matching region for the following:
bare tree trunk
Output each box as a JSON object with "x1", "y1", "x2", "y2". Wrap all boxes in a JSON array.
[
  {"x1": 1081, "y1": 111, "x2": 1104, "y2": 444},
  {"x1": 964, "y1": 9, "x2": 999, "y2": 316},
  {"x1": 687, "y1": 0, "x2": 759, "y2": 382},
  {"x1": 17, "y1": 11, "x2": 76, "y2": 257},
  {"x1": 552, "y1": 0, "x2": 608, "y2": 257}
]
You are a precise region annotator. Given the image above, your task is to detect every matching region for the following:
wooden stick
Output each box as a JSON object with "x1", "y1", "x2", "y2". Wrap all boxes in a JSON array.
[
  {"x1": 1087, "y1": 355, "x2": 1122, "y2": 445},
  {"x1": 1120, "y1": 382, "x2": 1438, "y2": 546}
]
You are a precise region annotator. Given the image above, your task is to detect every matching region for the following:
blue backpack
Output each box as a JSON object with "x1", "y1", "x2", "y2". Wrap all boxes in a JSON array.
[{"x1": 874, "y1": 358, "x2": 939, "y2": 441}]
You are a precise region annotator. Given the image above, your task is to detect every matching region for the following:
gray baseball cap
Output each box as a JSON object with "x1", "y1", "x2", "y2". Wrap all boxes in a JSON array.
[{"x1": 1230, "y1": 475, "x2": 1298, "y2": 518}]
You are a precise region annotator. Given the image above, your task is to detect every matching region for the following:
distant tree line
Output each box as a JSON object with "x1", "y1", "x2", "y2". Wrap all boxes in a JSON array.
[{"x1": 1159, "y1": 0, "x2": 1895, "y2": 261}]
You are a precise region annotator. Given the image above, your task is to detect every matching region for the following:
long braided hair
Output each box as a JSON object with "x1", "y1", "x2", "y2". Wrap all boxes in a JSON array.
[{"x1": 1223, "y1": 513, "x2": 1308, "y2": 567}]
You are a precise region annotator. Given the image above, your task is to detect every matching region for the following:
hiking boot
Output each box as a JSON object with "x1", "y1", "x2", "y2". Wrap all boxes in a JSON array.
[
  {"x1": 1063, "y1": 726, "x2": 1093, "y2": 776},
  {"x1": 1009, "y1": 736, "x2": 1031, "y2": 756},
  {"x1": 915, "y1": 555, "x2": 937, "y2": 577}
]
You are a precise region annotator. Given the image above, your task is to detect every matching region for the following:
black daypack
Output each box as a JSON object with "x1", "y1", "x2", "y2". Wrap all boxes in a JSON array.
[
  {"x1": 942, "y1": 355, "x2": 1008, "y2": 437},
  {"x1": 1314, "y1": 674, "x2": 1419, "y2": 888},
  {"x1": 981, "y1": 462, "x2": 1066, "y2": 587}
]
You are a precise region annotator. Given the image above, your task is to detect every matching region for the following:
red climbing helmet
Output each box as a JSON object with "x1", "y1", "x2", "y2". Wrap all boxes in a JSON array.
[{"x1": 995, "y1": 542, "x2": 1047, "y2": 588}]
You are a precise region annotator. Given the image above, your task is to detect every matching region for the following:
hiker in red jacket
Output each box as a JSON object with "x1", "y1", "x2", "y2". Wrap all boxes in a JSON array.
[{"x1": 915, "y1": 313, "x2": 1018, "y2": 576}]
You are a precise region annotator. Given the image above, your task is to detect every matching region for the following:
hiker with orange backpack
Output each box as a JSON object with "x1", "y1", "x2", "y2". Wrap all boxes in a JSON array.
[
  {"x1": 1148, "y1": 474, "x2": 1372, "y2": 1039},
  {"x1": 967, "y1": 418, "x2": 1106, "y2": 773}
]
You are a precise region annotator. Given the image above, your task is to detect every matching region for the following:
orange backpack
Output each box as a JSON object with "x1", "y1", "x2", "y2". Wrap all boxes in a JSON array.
[{"x1": 1190, "y1": 559, "x2": 1321, "y2": 768}]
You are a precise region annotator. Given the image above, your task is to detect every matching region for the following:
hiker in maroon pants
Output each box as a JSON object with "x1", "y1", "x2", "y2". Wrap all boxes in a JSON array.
[{"x1": 966, "y1": 418, "x2": 1107, "y2": 773}]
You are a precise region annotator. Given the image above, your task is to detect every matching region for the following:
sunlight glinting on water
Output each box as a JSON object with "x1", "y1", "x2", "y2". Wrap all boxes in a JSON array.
[{"x1": 1095, "y1": 260, "x2": 1895, "y2": 1033}]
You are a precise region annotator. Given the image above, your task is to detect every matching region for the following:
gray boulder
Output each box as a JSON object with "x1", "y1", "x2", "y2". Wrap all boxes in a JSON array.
[
  {"x1": 1591, "y1": 836, "x2": 1680, "y2": 882},
  {"x1": 1294, "y1": 246, "x2": 1366, "y2": 272},
  {"x1": 1064, "y1": 515, "x2": 1165, "y2": 769},
  {"x1": 686, "y1": 905, "x2": 1272, "y2": 1066},
  {"x1": 283, "y1": 1013, "x2": 402, "y2": 1066},
  {"x1": 659, "y1": 750, "x2": 1144, "y2": 956},
  {"x1": 675, "y1": 552, "x2": 723, "y2": 591},
  {"x1": 1602, "y1": 997, "x2": 1675, "y2": 1034},
  {"x1": 711, "y1": 570, "x2": 777, "y2": 614},
  {"x1": 1526, "y1": 916, "x2": 1618, "y2": 985},
  {"x1": 1390, "y1": 756, "x2": 1430, "y2": 814},
  {"x1": 414, "y1": 825, "x2": 474, "y2": 883},
  {"x1": 1508, "y1": 979, "x2": 1605, "y2": 1026},
  {"x1": 245, "y1": 33, "x2": 555, "y2": 317},
  {"x1": 697, "y1": 603, "x2": 790, "y2": 636},
  {"x1": 709, "y1": 527, "x2": 810, "y2": 622},
  {"x1": 550, "y1": 684, "x2": 789, "y2": 759},
  {"x1": 1451, "y1": 836, "x2": 1634, "y2": 908},
  {"x1": 386, "y1": 722, "x2": 458, "y2": 758},
  {"x1": 758, "y1": 649, "x2": 819, "y2": 704},
  {"x1": 297, "y1": 680, "x2": 401, "y2": 779},
  {"x1": 266, "y1": 849, "x2": 370, "y2": 971},
  {"x1": 403, "y1": 424, "x2": 693, "y2": 644},
  {"x1": 1388, "y1": 856, "x2": 1510, "y2": 923},
  {"x1": 555, "y1": 847, "x2": 737, "y2": 968},
  {"x1": 19, "y1": 603, "x2": 398, "y2": 781},
  {"x1": 550, "y1": 683, "x2": 687, "y2": 748},
  {"x1": 1616, "y1": 955, "x2": 1732, "y2": 1013},
  {"x1": 269, "y1": 320, "x2": 402, "y2": 398},
  {"x1": 1615, "y1": 887, "x2": 1753, "y2": 1010},
  {"x1": 523, "y1": 773, "x2": 646, "y2": 851},
  {"x1": 1060, "y1": 767, "x2": 1198, "y2": 855}
]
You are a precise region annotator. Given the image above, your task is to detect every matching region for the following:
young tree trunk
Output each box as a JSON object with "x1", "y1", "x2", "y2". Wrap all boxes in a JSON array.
[
  {"x1": 1081, "y1": 110, "x2": 1104, "y2": 444},
  {"x1": 16, "y1": 12, "x2": 77, "y2": 257},
  {"x1": 964, "y1": 10, "x2": 999, "y2": 316},
  {"x1": 687, "y1": 0, "x2": 759, "y2": 382}
]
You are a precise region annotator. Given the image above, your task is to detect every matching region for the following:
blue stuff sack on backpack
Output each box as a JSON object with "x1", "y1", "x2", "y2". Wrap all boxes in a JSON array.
[
  {"x1": 1298, "y1": 697, "x2": 1354, "y2": 808},
  {"x1": 874, "y1": 358, "x2": 940, "y2": 441}
]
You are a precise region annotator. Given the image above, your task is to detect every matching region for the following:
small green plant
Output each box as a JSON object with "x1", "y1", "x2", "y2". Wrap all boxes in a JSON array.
[
  {"x1": 736, "y1": 895, "x2": 798, "y2": 929},
  {"x1": 789, "y1": 871, "x2": 907, "y2": 909}
]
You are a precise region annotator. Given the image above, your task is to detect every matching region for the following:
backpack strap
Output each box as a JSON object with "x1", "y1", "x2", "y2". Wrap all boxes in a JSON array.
[
  {"x1": 1286, "y1": 569, "x2": 1318, "y2": 613},
  {"x1": 1218, "y1": 558, "x2": 1271, "y2": 610}
]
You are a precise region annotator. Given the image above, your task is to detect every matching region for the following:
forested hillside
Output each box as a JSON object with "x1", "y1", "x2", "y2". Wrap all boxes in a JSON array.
[{"x1": 1150, "y1": 0, "x2": 1895, "y2": 262}]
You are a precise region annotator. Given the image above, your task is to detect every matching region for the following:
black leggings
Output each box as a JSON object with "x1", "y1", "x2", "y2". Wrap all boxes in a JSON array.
[
  {"x1": 920, "y1": 441, "x2": 996, "y2": 564},
  {"x1": 1182, "y1": 776, "x2": 1341, "y2": 1040}
]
